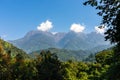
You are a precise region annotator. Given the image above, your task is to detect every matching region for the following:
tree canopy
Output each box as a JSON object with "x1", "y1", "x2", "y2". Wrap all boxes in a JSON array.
[{"x1": 84, "y1": 0, "x2": 120, "y2": 45}]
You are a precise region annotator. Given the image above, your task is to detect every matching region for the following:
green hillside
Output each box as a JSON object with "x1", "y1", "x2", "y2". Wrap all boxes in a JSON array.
[
  {"x1": 0, "y1": 39, "x2": 29, "y2": 58},
  {"x1": 30, "y1": 48, "x2": 91, "y2": 61},
  {"x1": 0, "y1": 38, "x2": 120, "y2": 80}
]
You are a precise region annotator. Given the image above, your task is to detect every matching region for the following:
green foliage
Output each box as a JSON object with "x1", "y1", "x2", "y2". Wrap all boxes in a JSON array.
[
  {"x1": 106, "y1": 63, "x2": 120, "y2": 80},
  {"x1": 95, "y1": 49, "x2": 114, "y2": 65},
  {"x1": 0, "y1": 39, "x2": 120, "y2": 80},
  {"x1": 36, "y1": 50, "x2": 63, "y2": 80},
  {"x1": 84, "y1": 1, "x2": 120, "y2": 79},
  {"x1": 61, "y1": 61, "x2": 78, "y2": 80},
  {"x1": 83, "y1": 53, "x2": 95, "y2": 62},
  {"x1": 84, "y1": 0, "x2": 120, "y2": 44},
  {"x1": 0, "y1": 39, "x2": 29, "y2": 58},
  {"x1": 30, "y1": 48, "x2": 89, "y2": 61}
]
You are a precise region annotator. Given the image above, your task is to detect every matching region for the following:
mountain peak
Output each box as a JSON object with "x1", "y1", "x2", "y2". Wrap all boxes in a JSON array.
[{"x1": 10, "y1": 30, "x2": 111, "y2": 53}]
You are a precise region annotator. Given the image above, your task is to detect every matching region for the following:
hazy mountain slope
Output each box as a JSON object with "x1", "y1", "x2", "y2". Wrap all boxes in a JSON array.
[
  {"x1": 54, "y1": 32, "x2": 66, "y2": 43},
  {"x1": 86, "y1": 32, "x2": 109, "y2": 46},
  {"x1": 58, "y1": 31, "x2": 111, "y2": 50},
  {"x1": 10, "y1": 30, "x2": 111, "y2": 53},
  {"x1": 58, "y1": 31, "x2": 91, "y2": 50},
  {"x1": 11, "y1": 31, "x2": 57, "y2": 53}
]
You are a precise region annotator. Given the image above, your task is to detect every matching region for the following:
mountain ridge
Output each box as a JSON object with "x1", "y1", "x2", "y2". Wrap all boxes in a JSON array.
[{"x1": 10, "y1": 30, "x2": 111, "y2": 53}]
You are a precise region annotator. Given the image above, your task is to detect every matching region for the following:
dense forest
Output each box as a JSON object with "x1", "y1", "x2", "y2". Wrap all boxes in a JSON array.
[
  {"x1": 0, "y1": 0, "x2": 120, "y2": 80},
  {"x1": 0, "y1": 38, "x2": 120, "y2": 80}
]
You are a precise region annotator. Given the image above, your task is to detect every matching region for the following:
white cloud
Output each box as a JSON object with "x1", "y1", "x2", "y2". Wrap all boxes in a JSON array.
[
  {"x1": 95, "y1": 25, "x2": 106, "y2": 34},
  {"x1": 52, "y1": 32, "x2": 58, "y2": 35},
  {"x1": 70, "y1": 23, "x2": 85, "y2": 33},
  {"x1": 37, "y1": 20, "x2": 53, "y2": 31}
]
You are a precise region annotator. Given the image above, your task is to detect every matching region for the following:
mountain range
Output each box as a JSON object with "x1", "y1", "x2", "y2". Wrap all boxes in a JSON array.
[{"x1": 10, "y1": 30, "x2": 111, "y2": 53}]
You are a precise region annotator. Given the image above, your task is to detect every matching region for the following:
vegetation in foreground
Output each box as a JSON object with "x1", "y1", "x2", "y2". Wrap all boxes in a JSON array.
[
  {"x1": 0, "y1": 0, "x2": 120, "y2": 79},
  {"x1": 0, "y1": 39, "x2": 120, "y2": 80}
]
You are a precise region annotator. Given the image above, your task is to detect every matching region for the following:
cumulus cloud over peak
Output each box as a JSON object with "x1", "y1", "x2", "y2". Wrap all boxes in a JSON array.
[
  {"x1": 52, "y1": 32, "x2": 58, "y2": 35},
  {"x1": 37, "y1": 20, "x2": 53, "y2": 31},
  {"x1": 70, "y1": 23, "x2": 85, "y2": 33},
  {"x1": 95, "y1": 25, "x2": 106, "y2": 34}
]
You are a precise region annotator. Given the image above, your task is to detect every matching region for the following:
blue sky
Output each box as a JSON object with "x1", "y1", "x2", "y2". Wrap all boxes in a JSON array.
[{"x1": 0, "y1": 0, "x2": 101, "y2": 40}]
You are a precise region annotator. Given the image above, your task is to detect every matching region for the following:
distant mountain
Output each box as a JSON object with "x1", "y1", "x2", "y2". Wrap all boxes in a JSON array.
[
  {"x1": 10, "y1": 30, "x2": 111, "y2": 53},
  {"x1": 58, "y1": 31, "x2": 91, "y2": 50},
  {"x1": 59, "y1": 31, "x2": 111, "y2": 50},
  {"x1": 0, "y1": 39, "x2": 29, "y2": 58},
  {"x1": 54, "y1": 32, "x2": 66, "y2": 43},
  {"x1": 11, "y1": 31, "x2": 57, "y2": 53}
]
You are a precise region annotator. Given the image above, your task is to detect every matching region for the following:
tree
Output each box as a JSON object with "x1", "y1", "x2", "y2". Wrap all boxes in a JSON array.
[
  {"x1": 61, "y1": 61, "x2": 78, "y2": 80},
  {"x1": 84, "y1": 0, "x2": 120, "y2": 45},
  {"x1": 36, "y1": 50, "x2": 63, "y2": 80},
  {"x1": 83, "y1": 2, "x2": 120, "y2": 79},
  {"x1": 95, "y1": 50, "x2": 114, "y2": 65}
]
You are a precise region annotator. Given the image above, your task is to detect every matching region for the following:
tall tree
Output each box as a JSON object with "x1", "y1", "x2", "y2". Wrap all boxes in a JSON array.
[
  {"x1": 36, "y1": 50, "x2": 63, "y2": 80},
  {"x1": 84, "y1": 1, "x2": 120, "y2": 79},
  {"x1": 84, "y1": 0, "x2": 120, "y2": 45}
]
